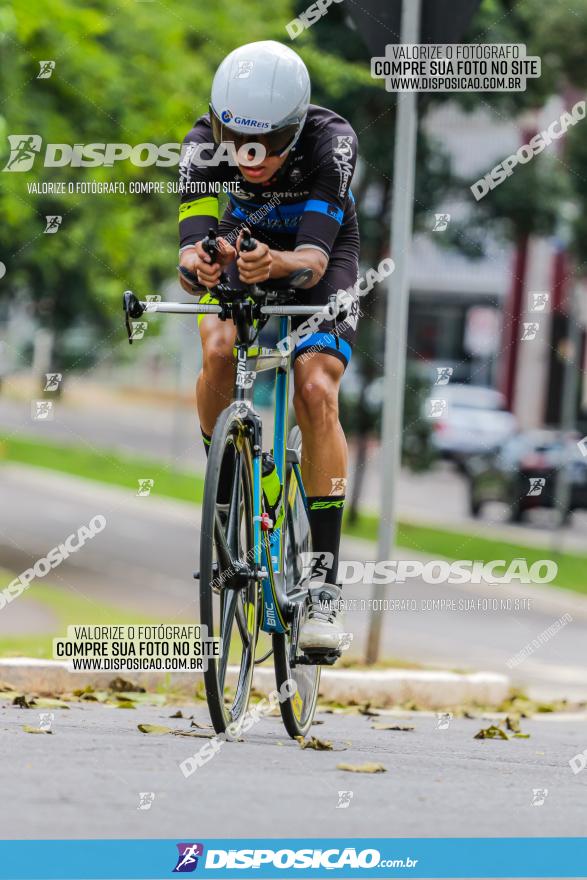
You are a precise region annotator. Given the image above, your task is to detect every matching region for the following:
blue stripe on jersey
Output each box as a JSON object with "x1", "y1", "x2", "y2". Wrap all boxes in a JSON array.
[
  {"x1": 228, "y1": 195, "x2": 344, "y2": 230},
  {"x1": 293, "y1": 332, "x2": 352, "y2": 364},
  {"x1": 304, "y1": 199, "x2": 344, "y2": 224}
]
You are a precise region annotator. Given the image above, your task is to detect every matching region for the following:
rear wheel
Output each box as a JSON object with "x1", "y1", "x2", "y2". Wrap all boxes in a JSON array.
[
  {"x1": 199, "y1": 405, "x2": 260, "y2": 735},
  {"x1": 273, "y1": 426, "x2": 321, "y2": 738}
]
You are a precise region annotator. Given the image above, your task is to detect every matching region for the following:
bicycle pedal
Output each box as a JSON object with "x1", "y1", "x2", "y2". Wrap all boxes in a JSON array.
[{"x1": 299, "y1": 649, "x2": 341, "y2": 666}]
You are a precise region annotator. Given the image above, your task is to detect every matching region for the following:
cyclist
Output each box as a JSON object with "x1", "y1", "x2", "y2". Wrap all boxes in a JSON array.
[{"x1": 178, "y1": 40, "x2": 359, "y2": 653}]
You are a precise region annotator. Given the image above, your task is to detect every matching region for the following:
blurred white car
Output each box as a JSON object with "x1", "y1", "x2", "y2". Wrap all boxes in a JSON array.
[{"x1": 425, "y1": 384, "x2": 517, "y2": 465}]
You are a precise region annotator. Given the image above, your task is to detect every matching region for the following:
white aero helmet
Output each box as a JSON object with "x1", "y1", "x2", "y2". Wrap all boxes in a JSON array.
[{"x1": 210, "y1": 41, "x2": 311, "y2": 157}]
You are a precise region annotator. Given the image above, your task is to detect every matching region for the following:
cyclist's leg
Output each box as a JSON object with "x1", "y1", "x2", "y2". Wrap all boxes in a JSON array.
[
  {"x1": 292, "y1": 250, "x2": 358, "y2": 584},
  {"x1": 291, "y1": 253, "x2": 359, "y2": 652},
  {"x1": 197, "y1": 312, "x2": 236, "y2": 437}
]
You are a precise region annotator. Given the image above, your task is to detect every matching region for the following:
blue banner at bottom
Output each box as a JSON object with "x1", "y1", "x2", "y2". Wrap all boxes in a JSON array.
[{"x1": 0, "y1": 838, "x2": 586, "y2": 880}]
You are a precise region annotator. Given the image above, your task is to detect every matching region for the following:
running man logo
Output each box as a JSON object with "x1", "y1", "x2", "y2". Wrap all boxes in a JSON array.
[
  {"x1": 137, "y1": 792, "x2": 155, "y2": 811},
  {"x1": 37, "y1": 61, "x2": 56, "y2": 79},
  {"x1": 433, "y1": 213, "x2": 450, "y2": 231},
  {"x1": 330, "y1": 477, "x2": 347, "y2": 495},
  {"x1": 44, "y1": 215, "x2": 62, "y2": 234},
  {"x1": 521, "y1": 322, "x2": 539, "y2": 341},
  {"x1": 336, "y1": 790, "x2": 354, "y2": 808},
  {"x1": 300, "y1": 551, "x2": 334, "y2": 583},
  {"x1": 31, "y1": 400, "x2": 54, "y2": 421},
  {"x1": 435, "y1": 366, "x2": 453, "y2": 386},
  {"x1": 530, "y1": 292, "x2": 549, "y2": 312},
  {"x1": 137, "y1": 479, "x2": 155, "y2": 497},
  {"x1": 527, "y1": 477, "x2": 546, "y2": 497},
  {"x1": 173, "y1": 843, "x2": 204, "y2": 873},
  {"x1": 130, "y1": 321, "x2": 148, "y2": 340},
  {"x1": 44, "y1": 372, "x2": 62, "y2": 392},
  {"x1": 428, "y1": 398, "x2": 447, "y2": 418},
  {"x1": 39, "y1": 712, "x2": 54, "y2": 731},
  {"x1": 531, "y1": 788, "x2": 548, "y2": 806},
  {"x1": 436, "y1": 712, "x2": 453, "y2": 730},
  {"x1": 236, "y1": 60, "x2": 254, "y2": 78},
  {"x1": 3, "y1": 135, "x2": 42, "y2": 171}
]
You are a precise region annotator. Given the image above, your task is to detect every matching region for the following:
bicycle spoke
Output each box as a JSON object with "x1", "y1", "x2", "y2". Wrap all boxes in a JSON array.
[
  {"x1": 218, "y1": 588, "x2": 238, "y2": 691},
  {"x1": 235, "y1": 596, "x2": 251, "y2": 647},
  {"x1": 226, "y1": 451, "x2": 241, "y2": 554},
  {"x1": 214, "y1": 512, "x2": 234, "y2": 572}
]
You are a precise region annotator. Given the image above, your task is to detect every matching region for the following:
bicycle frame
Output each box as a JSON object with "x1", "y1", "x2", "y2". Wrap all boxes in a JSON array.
[
  {"x1": 234, "y1": 313, "x2": 307, "y2": 637},
  {"x1": 123, "y1": 289, "x2": 321, "y2": 637}
]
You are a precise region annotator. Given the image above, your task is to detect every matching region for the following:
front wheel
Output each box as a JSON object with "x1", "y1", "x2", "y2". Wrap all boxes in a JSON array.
[
  {"x1": 273, "y1": 426, "x2": 321, "y2": 738},
  {"x1": 199, "y1": 404, "x2": 260, "y2": 735}
]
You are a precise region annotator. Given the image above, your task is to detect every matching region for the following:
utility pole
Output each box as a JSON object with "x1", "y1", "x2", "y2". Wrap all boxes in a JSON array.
[{"x1": 365, "y1": 0, "x2": 421, "y2": 664}]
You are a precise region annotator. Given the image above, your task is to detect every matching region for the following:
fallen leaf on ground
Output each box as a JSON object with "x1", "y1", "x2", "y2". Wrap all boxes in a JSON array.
[
  {"x1": 505, "y1": 715, "x2": 521, "y2": 732},
  {"x1": 34, "y1": 698, "x2": 70, "y2": 710},
  {"x1": 474, "y1": 725, "x2": 509, "y2": 740},
  {"x1": 294, "y1": 736, "x2": 333, "y2": 751},
  {"x1": 23, "y1": 725, "x2": 52, "y2": 735},
  {"x1": 372, "y1": 723, "x2": 414, "y2": 731},
  {"x1": 336, "y1": 762, "x2": 386, "y2": 773},
  {"x1": 170, "y1": 730, "x2": 216, "y2": 739},
  {"x1": 12, "y1": 695, "x2": 35, "y2": 708},
  {"x1": 169, "y1": 710, "x2": 184, "y2": 719},
  {"x1": 0, "y1": 681, "x2": 16, "y2": 692},
  {"x1": 115, "y1": 700, "x2": 136, "y2": 709},
  {"x1": 189, "y1": 720, "x2": 211, "y2": 729},
  {"x1": 137, "y1": 724, "x2": 173, "y2": 735},
  {"x1": 312, "y1": 719, "x2": 325, "y2": 725},
  {"x1": 358, "y1": 703, "x2": 379, "y2": 717},
  {"x1": 73, "y1": 685, "x2": 95, "y2": 697},
  {"x1": 109, "y1": 677, "x2": 145, "y2": 693},
  {"x1": 513, "y1": 733, "x2": 531, "y2": 738}
]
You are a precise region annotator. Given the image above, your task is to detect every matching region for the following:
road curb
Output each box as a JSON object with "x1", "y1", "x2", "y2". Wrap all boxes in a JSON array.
[{"x1": 0, "y1": 658, "x2": 510, "y2": 709}]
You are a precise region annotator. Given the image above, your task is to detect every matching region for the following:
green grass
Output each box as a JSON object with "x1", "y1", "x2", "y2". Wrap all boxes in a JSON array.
[
  {"x1": 2, "y1": 433, "x2": 587, "y2": 594},
  {"x1": 0, "y1": 569, "x2": 164, "y2": 658},
  {"x1": 344, "y1": 513, "x2": 587, "y2": 595},
  {"x1": 0, "y1": 434, "x2": 205, "y2": 505}
]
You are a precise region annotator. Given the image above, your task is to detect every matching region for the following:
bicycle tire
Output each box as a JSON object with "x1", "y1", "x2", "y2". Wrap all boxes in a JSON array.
[
  {"x1": 199, "y1": 404, "x2": 259, "y2": 735},
  {"x1": 273, "y1": 426, "x2": 321, "y2": 738}
]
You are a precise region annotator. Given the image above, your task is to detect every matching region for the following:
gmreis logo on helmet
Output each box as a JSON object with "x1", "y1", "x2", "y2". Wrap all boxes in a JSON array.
[{"x1": 221, "y1": 109, "x2": 271, "y2": 130}]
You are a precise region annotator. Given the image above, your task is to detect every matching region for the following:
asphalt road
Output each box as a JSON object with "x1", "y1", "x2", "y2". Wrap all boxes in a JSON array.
[
  {"x1": 1, "y1": 700, "x2": 586, "y2": 840},
  {"x1": 1, "y1": 465, "x2": 587, "y2": 701}
]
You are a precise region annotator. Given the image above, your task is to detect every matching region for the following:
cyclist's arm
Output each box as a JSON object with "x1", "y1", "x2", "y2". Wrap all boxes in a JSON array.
[
  {"x1": 292, "y1": 121, "x2": 358, "y2": 273},
  {"x1": 178, "y1": 118, "x2": 222, "y2": 250},
  {"x1": 178, "y1": 118, "x2": 236, "y2": 291},
  {"x1": 268, "y1": 247, "x2": 327, "y2": 288}
]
